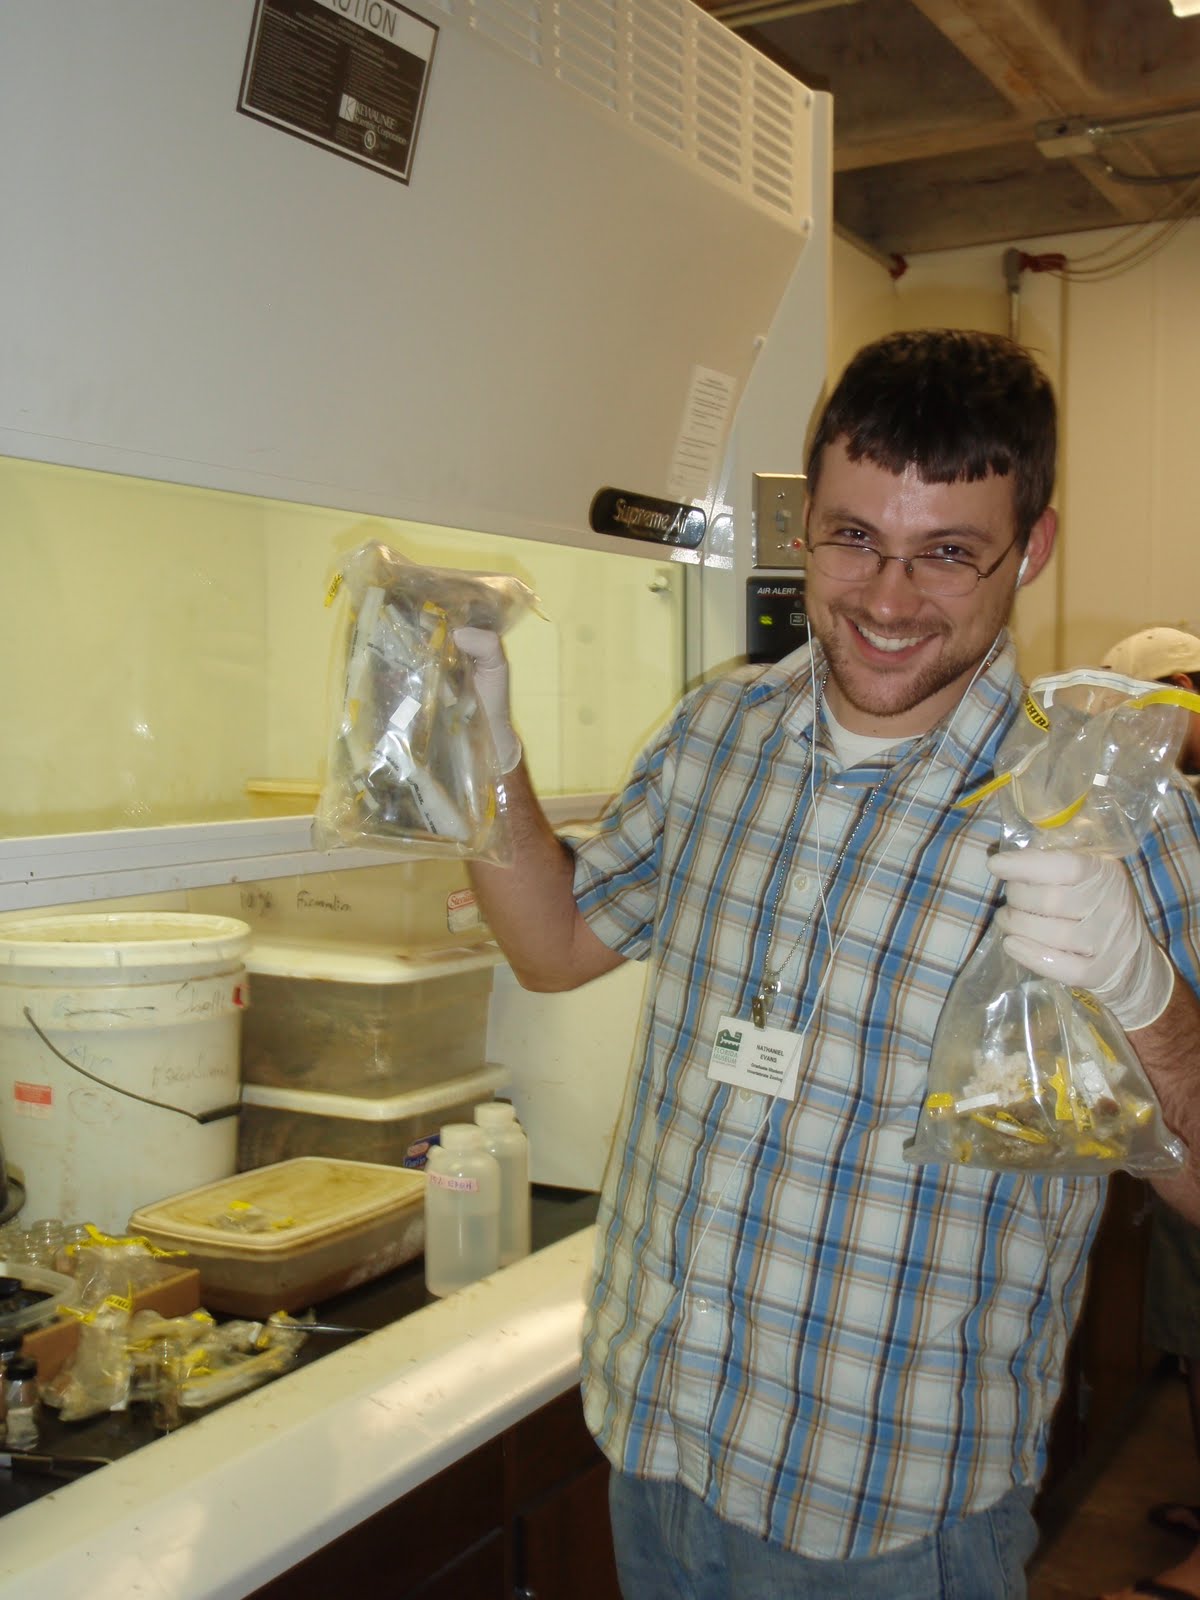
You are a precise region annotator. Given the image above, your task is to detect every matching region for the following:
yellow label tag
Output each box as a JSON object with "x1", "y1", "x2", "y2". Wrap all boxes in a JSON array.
[
  {"x1": 324, "y1": 572, "x2": 343, "y2": 607},
  {"x1": 1022, "y1": 692, "x2": 1050, "y2": 731},
  {"x1": 422, "y1": 600, "x2": 448, "y2": 652},
  {"x1": 1046, "y1": 1059, "x2": 1073, "y2": 1122},
  {"x1": 924, "y1": 1092, "x2": 954, "y2": 1111},
  {"x1": 1070, "y1": 987, "x2": 1101, "y2": 1015},
  {"x1": 1074, "y1": 1137, "x2": 1120, "y2": 1160},
  {"x1": 954, "y1": 770, "x2": 1011, "y2": 810},
  {"x1": 968, "y1": 1109, "x2": 1050, "y2": 1145},
  {"x1": 105, "y1": 1293, "x2": 134, "y2": 1313},
  {"x1": 1087, "y1": 1022, "x2": 1118, "y2": 1063},
  {"x1": 1127, "y1": 687, "x2": 1200, "y2": 716},
  {"x1": 1030, "y1": 790, "x2": 1089, "y2": 830}
]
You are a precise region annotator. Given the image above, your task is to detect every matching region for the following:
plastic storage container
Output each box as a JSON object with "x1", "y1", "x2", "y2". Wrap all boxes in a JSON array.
[
  {"x1": 474, "y1": 1102, "x2": 531, "y2": 1266},
  {"x1": 237, "y1": 1066, "x2": 510, "y2": 1171},
  {"x1": 423, "y1": 1125, "x2": 500, "y2": 1298},
  {"x1": 188, "y1": 860, "x2": 490, "y2": 950},
  {"x1": 128, "y1": 1157, "x2": 426, "y2": 1316},
  {"x1": 0, "y1": 1263, "x2": 76, "y2": 1337},
  {"x1": 237, "y1": 940, "x2": 500, "y2": 1098},
  {"x1": 0, "y1": 912, "x2": 250, "y2": 1232}
]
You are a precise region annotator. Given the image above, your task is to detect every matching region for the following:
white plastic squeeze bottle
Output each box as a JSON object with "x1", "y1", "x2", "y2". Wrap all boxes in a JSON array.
[
  {"x1": 474, "y1": 1101, "x2": 531, "y2": 1267},
  {"x1": 423, "y1": 1123, "x2": 501, "y2": 1297}
]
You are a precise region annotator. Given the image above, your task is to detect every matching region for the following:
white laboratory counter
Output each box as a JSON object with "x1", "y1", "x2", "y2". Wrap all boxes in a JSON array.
[{"x1": 0, "y1": 1226, "x2": 598, "y2": 1600}]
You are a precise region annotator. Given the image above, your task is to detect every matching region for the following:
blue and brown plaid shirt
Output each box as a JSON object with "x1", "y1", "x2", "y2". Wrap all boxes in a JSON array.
[{"x1": 570, "y1": 636, "x2": 1200, "y2": 1558}]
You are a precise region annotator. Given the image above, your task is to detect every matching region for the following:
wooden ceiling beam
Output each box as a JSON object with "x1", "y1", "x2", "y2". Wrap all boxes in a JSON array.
[
  {"x1": 903, "y1": 0, "x2": 1170, "y2": 223},
  {"x1": 836, "y1": 90, "x2": 1200, "y2": 171},
  {"x1": 904, "y1": 0, "x2": 1086, "y2": 112},
  {"x1": 836, "y1": 114, "x2": 1028, "y2": 171}
]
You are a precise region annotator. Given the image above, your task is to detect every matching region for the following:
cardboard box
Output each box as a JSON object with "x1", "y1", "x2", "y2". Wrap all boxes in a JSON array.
[{"x1": 21, "y1": 1267, "x2": 201, "y2": 1383}]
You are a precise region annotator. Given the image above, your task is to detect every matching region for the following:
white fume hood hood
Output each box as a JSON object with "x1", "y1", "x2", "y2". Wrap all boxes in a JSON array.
[{"x1": 0, "y1": 0, "x2": 822, "y2": 559}]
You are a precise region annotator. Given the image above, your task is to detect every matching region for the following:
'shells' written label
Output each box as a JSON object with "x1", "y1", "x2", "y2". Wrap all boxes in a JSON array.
[{"x1": 426, "y1": 1171, "x2": 479, "y2": 1194}]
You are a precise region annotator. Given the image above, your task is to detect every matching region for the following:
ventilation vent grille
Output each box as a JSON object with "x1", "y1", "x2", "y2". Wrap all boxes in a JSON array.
[{"x1": 457, "y1": 0, "x2": 809, "y2": 226}]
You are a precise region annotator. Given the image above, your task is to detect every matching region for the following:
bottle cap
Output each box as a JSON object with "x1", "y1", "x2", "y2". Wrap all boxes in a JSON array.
[
  {"x1": 440, "y1": 1122, "x2": 486, "y2": 1152},
  {"x1": 474, "y1": 1102, "x2": 517, "y2": 1129}
]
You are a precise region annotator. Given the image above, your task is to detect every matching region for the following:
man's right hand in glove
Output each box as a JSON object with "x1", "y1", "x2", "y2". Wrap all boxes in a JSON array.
[
  {"x1": 453, "y1": 625, "x2": 624, "y2": 992},
  {"x1": 454, "y1": 626, "x2": 523, "y2": 776}
]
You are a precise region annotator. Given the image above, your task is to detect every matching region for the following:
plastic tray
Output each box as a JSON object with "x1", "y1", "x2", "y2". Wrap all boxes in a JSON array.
[
  {"x1": 0, "y1": 1262, "x2": 77, "y2": 1335},
  {"x1": 128, "y1": 1158, "x2": 426, "y2": 1317}
]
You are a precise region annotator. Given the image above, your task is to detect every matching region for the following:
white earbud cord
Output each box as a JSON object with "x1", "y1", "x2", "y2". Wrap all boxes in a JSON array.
[{"x1": 678, "y1": 630, "x2": 1005, "y2": 1302}]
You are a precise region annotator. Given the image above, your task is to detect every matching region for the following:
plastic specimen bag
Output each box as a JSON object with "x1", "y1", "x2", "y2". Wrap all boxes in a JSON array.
[
  {"x1": 904, "y1": 669, "x2": 1200, "y2": 1177},
  {"x1": 313, "y1": 542, "x2": 538, "y2": 865}
]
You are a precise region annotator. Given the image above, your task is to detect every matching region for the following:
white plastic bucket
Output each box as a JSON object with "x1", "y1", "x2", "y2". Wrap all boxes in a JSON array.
[{"x1": 0, "y1": 912, "x2": 251, "y2": 1234}]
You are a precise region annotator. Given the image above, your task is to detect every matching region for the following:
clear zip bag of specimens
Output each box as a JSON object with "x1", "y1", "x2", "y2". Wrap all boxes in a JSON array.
[
  {"x1": 904, "y1": 669, "x2": 1200, "y2": 1177},
  {"x1": 313, "y1": 542, "x2": 537, "y2": 865}
]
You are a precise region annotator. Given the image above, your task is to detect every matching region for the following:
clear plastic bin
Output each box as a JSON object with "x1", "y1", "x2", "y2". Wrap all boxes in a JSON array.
[
  {"x1": 239, "y1": 940, "x2": 500, "y2": 1098},
  {"x1": 237, "y1": 1066, "x2": 511, "y2": 1172},
  {"x1": 128, "y1": 1157, "x2": 426, "y2": 1317},
  {"x1": 188, "y1": 860, "x2": 490, "y2": 950}
]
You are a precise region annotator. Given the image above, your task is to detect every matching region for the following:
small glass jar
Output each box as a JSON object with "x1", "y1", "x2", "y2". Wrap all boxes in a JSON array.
[
  {"x1": 4, "y1": 1355, "x2": 40, "y2": 1449},
  {"x1": 24, "y1": 1219, "x2": 65, "y2": 1271},
  {"x1": 0, "y1": 1333, "x2": 25, "y2": 1445}
]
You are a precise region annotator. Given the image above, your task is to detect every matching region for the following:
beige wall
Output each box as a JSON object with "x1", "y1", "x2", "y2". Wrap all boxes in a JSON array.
[{"x1": 830, "y1": 220, "x2": 1200, "y2": 682}]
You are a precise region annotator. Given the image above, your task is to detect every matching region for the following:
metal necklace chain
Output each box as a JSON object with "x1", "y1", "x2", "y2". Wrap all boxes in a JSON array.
[{"x1": 751, "y1": 744, "x2": 885, "y2": 1029}]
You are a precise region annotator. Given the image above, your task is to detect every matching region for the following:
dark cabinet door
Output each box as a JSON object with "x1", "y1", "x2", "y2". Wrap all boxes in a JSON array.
[
  {"x1": 245, "y1": 1388, "x2": 621, "y2": 1600},
  {"x1": 246, "y1": 1438, "x2": 505, "y2": 1599},
  {"x1": 509, "y1": 1389, "x2": 622, "y2": 1600},
  {"x1": 515, "y1": 1456, "x2": 622, "y2": 1600},
  {"x1": 407, "y1": 1532, "x2": 506, "y2": 1598}
]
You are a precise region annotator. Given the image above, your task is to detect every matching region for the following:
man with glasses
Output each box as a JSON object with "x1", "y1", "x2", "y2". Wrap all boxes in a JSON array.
[{"x1": 456, "y1": 329, "x2": 1200, "y2": 1598}]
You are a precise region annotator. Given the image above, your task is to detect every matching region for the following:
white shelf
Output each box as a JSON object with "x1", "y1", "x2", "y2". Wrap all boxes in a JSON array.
[{"x1": 0, "y1": 794, "x2": 611, "y2": 913}]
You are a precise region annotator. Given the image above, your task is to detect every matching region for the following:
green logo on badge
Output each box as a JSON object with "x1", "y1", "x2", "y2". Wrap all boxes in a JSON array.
[{"x1": 715, "y1": 1028, "x2": 742, "y2": 1055}]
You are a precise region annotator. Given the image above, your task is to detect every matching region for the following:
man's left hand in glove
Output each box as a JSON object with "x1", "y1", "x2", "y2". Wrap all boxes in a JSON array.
[{"x1": 987, "y1": 847, "x2": 1175, "y2": 1033}]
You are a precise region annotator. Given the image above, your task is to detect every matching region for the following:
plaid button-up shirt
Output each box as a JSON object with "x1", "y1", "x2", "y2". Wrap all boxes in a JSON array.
[{"x1": 570, "y1": 637, "x2": 1200, "y2": 1558}]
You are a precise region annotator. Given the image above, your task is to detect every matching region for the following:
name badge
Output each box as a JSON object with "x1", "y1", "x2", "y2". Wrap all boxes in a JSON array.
[{"x1": 706, "y1": 1013, "x2": 799, "y2": 1097}]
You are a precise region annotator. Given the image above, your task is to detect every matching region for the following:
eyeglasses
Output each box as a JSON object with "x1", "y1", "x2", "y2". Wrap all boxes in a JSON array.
[{"x1": 805, "y1": 535, "x2": 1019, "y2": 599}]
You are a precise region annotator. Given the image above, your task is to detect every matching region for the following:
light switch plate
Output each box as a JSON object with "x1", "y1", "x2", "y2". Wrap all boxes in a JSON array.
[{"x1": 752, "y1": 472, "x2": 807, "y2": 569}]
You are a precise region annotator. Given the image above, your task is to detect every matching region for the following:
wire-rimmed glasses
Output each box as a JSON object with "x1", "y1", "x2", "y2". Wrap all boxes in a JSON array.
[{"x1": 805, "y1": 535, "x2": 1019, "y2": 598}]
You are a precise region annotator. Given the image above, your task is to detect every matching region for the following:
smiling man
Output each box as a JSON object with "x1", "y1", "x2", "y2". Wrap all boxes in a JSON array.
[{"x1": 456, "y1": 329, "x2": 1200, "y2": 1600}]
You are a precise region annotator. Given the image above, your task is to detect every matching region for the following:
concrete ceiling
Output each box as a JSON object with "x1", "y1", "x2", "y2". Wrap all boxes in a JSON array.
[{"x1": 695, "y1": 0, "x2": 1200, "y2": 262}]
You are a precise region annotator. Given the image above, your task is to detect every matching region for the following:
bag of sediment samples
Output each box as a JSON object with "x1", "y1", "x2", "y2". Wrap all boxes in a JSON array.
[
  {"x1": 313, "y1": 541, "x2": 538, "y2": 865},
  {"x1": 904, "y1": 668, "x2": 1200, "y2": 1178}
]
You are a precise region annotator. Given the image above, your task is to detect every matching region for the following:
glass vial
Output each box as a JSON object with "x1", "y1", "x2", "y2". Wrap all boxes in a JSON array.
[
  {"x1": 0, "y1": 1333, "x2": 25, "y2": 1445},
  {"x1": 424, "y1": 1124, "x2": 501, "y2": 1298},
  {"x1": 4, "y1": 1356, "x2": 41, "y2": 1450},
  {"x1": 474, "y1": 1102, "x2": 531, "y2": 1267}
]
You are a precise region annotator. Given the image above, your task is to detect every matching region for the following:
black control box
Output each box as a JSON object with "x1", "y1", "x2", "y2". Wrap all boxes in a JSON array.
[{"x1": 746, "y1": 577, "x2": 807, "y2": 664}]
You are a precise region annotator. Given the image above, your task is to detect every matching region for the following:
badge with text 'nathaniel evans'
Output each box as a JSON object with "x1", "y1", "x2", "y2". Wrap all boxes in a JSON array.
[
  {"x1": 589, "y1": 488, "x2": 707, "y2": 550},
  {"x1": 706, "y1": 1015, "x2": 798, "y2": 1096}
]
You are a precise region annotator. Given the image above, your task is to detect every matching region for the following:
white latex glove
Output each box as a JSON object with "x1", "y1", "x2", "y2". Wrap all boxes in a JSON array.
[
  {"x1": 453, "y1": 626, "x2": 522, "y2": 775},
  {"x1": 988, "y1": 848, "x2": 1175, "y2": 1032}
]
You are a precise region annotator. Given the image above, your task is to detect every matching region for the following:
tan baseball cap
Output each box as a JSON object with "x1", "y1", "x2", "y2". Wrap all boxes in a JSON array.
[{"x1": 1101, "y1": 627, "x2": 1200, "y2": 683}]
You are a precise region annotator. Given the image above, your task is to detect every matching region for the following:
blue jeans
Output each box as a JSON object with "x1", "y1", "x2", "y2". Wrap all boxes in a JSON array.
[{"x1": 607, "y1": 1470, "x2": 1038, "y2": 1599}]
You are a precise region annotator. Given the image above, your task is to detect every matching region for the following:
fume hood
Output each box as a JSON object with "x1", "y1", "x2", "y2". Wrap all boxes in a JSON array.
[{"x1": 0, "y1": 0, "x2": 829, "y2": 903}]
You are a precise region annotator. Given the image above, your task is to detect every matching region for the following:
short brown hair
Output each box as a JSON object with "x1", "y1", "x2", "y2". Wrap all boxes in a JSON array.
[{"x1": 805, "y1": 329, "x2": 1057, "y2": 541}]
